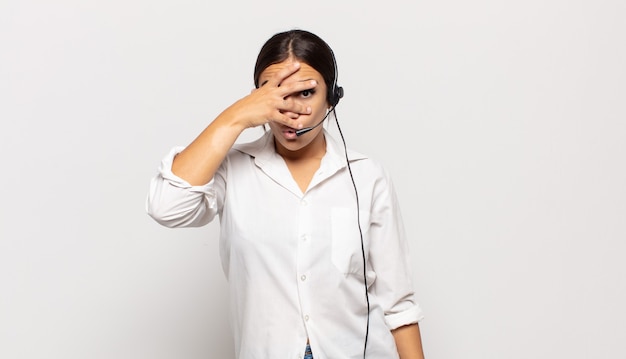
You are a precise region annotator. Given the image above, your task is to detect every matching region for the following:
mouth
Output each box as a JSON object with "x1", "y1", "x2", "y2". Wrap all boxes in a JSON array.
[{"x1": 281, "y1": 126, "x2": 299, "y2": 140}]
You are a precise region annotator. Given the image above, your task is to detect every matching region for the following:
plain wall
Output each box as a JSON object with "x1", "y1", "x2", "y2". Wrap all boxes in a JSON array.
[{"x1": 1, "y1": 0, "x2": 625, "y2": 358}]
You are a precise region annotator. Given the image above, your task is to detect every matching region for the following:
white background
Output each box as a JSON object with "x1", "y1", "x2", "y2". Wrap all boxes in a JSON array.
[{"x1": 1, "y1": 0, "x2": 625, "y2": 358}]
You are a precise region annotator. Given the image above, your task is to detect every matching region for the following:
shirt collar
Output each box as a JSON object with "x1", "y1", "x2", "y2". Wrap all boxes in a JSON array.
[
  {"x1": 233, "y1": 130, "x2": 368, "y2": 195},
  {"x1": 233, "y1": 129, "x2": 368, "y2": 168}
]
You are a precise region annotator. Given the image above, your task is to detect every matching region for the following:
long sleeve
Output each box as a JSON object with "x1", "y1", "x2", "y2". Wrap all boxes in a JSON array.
[
  {"x1": 368, "y1": 168, "x2": 424, "y2": 330},
  {"x1": 146, "y1": 146, "x2": 220, "y2": 228}
]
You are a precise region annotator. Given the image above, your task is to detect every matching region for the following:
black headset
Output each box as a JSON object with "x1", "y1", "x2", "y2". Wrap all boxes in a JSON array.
[{"x1": 328, "y1": 47, "x2": 344, "y2": 107}]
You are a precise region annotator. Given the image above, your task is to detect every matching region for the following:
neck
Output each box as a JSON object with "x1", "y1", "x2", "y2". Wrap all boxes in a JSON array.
[{"x1": 275, "y1": 132, "x2": 326, "y2": 162}]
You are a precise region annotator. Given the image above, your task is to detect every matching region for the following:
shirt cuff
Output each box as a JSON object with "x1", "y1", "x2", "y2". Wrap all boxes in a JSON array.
[{"x1": 385, "y1": 304, "x2": 425, "y2": 330}]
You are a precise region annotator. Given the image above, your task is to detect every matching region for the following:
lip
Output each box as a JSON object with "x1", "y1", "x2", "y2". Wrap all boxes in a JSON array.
[{"x1": 279, "y1": 126, "x2": 298, "y2": 140}]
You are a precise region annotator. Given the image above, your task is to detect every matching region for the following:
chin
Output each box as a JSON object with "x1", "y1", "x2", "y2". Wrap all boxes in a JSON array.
[{"x1": 277, "y1": 138, "x2": 305, "y2": 152}]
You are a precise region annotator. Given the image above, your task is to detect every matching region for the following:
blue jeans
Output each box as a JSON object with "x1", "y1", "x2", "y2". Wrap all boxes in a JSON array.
[{"x1": 303, "y1": 342, "x2": 313, "y2": 359}]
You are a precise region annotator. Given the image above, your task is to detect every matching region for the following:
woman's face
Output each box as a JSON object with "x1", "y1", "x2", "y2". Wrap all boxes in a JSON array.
[{"x1": 258, "y1": 59, "x2": 329, "y2": 155}]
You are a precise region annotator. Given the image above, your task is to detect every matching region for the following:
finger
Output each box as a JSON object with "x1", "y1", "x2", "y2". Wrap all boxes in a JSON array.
[
  {"x1": 279, "y1": 110, "x2": 301, "y2": 119},
  {"x1": 259, "y1": 61, "x2": 300, "y2": 88},
  {"x1": 268, "y1": 111, "x2": 304, "y2": 128},
  {"x1": 257, "y1": 61, "x2": 300, "y2": 88},
  {"x1": 278, "y1": 97, "x2": 312, "y2": 116},
  {"x1": 267, "y1": 61, "x2": 301, "y2": 87},
  {"x1": 278, "y1": 79, "x2": 318, "y2": 99},
  {"x1": 273, "y1": 105, "x2": 307, "y2": 124}
]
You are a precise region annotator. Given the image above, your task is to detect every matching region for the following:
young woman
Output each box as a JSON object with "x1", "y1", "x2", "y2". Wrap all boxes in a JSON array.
[{"x1": 147, "y1": 29, "x2": 425, "y2": 359}]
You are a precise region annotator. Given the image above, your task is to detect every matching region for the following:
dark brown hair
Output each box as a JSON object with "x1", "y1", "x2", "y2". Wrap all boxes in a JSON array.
[{"x1": 254, "y1": 29, "x2": 340, "y2": 106}]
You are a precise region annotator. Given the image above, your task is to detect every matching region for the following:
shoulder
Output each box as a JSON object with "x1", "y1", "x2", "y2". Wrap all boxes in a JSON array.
[
  {"x1": 325, "y1": 131, "x2": 392, "y2": 180},
  {"x1": 352, "y1": 157, "x2": 395, "y2": 194},
  {"x1": 231, "y1": 131, "x2": 272, "y2": 157},
  {"x1": 220, "y1": 131, "x2": 274, "y2": 165}
]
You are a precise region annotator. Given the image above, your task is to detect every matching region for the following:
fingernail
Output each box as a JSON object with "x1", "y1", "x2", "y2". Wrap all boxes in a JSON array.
[
  {"x1": 310, "y1": 80, "x2": 317, "y2": 86},
  {"x1": 307, "y1": 106, "x2": 311, "y2": 113}
]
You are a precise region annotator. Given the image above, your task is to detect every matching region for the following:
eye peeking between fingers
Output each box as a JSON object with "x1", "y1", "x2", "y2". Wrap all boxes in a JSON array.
[{"x1": 300, "y1": 88, "x2": 316, "y2": 99}]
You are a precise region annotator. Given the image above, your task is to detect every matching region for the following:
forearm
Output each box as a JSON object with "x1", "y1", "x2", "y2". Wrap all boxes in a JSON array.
[
  {"x1": 392, "y1": 323, "x2": 425, "y2": 359},
  {"x1": 172, "y1": 112, "x2": 246, "y2": 186}
]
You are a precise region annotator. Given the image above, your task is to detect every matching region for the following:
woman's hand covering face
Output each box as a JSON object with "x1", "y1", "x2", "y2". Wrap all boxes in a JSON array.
[{"x1": 228, "y1": 61, "x2": 318, "y2": 130}]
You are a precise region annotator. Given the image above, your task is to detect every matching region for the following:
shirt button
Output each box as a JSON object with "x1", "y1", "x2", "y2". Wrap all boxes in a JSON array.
[
  {"x1": 301, "y1": 234, "x2": 308, "y2": 241},
  {"x1": 301, "y1": 199, "x2": 308, "y2": 206},
  {"x1": 304, "y1": 315, "x2": 310, "y2": 321},
  {"x1": 300, "y1": 275, "x2": 307, "y2": 281}
]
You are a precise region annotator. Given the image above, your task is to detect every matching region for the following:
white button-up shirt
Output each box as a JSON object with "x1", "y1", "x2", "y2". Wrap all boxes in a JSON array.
[{"x1": 146, "y1": 130, "x2": 423, "y2": 359}]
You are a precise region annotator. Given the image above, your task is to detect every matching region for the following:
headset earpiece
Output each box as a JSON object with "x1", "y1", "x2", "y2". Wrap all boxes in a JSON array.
[
  {"x1": 327, "y1": 45, "x2": 343, "y2": 107},
  {"x1": 332, "y1": 85, "x2": 344, "y2": 107}
]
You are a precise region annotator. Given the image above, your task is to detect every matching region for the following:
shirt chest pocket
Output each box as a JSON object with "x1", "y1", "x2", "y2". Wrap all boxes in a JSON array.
[{"x1": 330, "y1": 207, "x2": 370, "y2": 275}]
